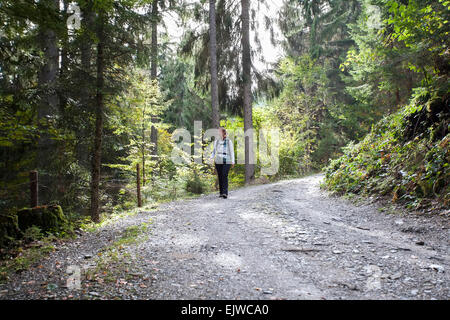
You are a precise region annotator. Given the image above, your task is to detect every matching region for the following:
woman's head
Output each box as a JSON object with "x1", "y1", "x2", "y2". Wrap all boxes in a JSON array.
[{"x1": 219, "y1": 127, "x2": 227, "y2": 139}]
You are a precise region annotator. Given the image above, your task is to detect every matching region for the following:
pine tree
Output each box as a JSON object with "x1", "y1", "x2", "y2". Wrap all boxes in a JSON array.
[
  {"x1": 36, "y1": 0, "x2": 60, "y2": 205},
  {"x1": 241, "y1": 0, "x2": 254, "y2": 183},
  {"x1": 90, "y1": 8, "x2": 106, "y2": 223},
  {"x1": 150, "y1": 0, "x2": 159, "y2": 160},
  {"x1": 209, "y1": 0, "x2": 220, "y2": 128}
]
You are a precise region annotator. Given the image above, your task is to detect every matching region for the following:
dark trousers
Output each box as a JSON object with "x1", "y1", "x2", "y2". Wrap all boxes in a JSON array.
[{"x1": 215, "y1": 163, "x2": 231, "y2": 195}]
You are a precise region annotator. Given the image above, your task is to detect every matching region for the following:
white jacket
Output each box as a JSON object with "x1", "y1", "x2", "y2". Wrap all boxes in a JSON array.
[{"x1": 211, "y1": 138, "x2": 235, "y2": 164}]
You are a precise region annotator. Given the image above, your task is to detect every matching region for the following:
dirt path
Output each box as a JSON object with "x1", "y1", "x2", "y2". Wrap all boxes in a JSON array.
[{"x1": 1, "y1": 174, "x2": 449, "y2": 300}]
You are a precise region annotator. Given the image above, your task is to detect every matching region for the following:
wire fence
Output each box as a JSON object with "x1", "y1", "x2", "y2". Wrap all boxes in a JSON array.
[
  {"x1": 0, "y1": 170, "x2": 139, "y2": 207},
  {"x1": 1, "y1": 164, "x2": 199, "y2": 212}
]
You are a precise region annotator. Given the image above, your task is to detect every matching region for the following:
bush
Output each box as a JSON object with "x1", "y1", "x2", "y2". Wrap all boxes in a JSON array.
[
  {"x1": 185, "y1": 172, "x2": 206, "y2": 194},
  {"x1": 323, "y1": 89, "x2": 449, "y2": 209},
  {"x1": 22, "y1": 226, "x2": 43, "y2": 242}
]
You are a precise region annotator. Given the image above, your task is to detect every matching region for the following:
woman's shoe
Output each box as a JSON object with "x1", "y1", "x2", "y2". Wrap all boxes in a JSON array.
[{"x1": 222, "y1": 194, "x2": 228, "y2": 199}]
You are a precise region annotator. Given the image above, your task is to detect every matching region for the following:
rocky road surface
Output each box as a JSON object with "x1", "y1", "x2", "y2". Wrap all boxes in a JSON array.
[{"x1": 1, "y1": 174, "x2": 449, "y2": 300}]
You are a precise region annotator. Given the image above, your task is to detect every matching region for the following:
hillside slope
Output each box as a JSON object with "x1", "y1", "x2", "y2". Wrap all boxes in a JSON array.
[{"x1": 324, "y1": 89, "x2": 449, "y2": 211}]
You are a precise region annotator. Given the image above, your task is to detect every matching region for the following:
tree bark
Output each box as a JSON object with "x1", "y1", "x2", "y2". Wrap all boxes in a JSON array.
[
  {"x1": 136, "y1": 164, "x2": 142, "y2": 207},
  {"x1": 37, "y1": 0, "x2": 60, "y2": 204},
  {"x1": 78, "y1": 1, "x2": 95, "y2": 168},
  {"x1": 241, "y1": 0, "x2": 254, "y2": 184},
  {"x1": 395, "y1": 87, "x2": 400, "y2": 107},
  {"x1": 142, "y1": 152, "x2": 146, "y2": 185},
  {"x1": 209, "y1": 0, "x2": 220, "y2": 128},
  {"x1": 90, "y1": 11, "x2": 105, "y2": 223},
  {"x1": 142, "y1": 107, "x2": 146, "y2": 185},
  {"x1": 81, "y1": 4, "x2": 94, "y2": 72},
  {"x1": 150, "y1": 0, "x2": 158, "y2": 160},
  {"x1": 60, "y1": 1, "x2": 69, "y2": 79}
]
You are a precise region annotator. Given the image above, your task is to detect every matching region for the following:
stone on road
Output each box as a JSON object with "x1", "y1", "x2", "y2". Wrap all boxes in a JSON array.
[{"x1": 1, "y1": 174, "x2": 449, "y2": 300}]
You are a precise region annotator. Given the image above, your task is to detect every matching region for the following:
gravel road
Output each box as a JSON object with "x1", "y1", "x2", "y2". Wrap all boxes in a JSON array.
[{"x1": 1, "y1": 174, "x2": 449, "y2": 300}]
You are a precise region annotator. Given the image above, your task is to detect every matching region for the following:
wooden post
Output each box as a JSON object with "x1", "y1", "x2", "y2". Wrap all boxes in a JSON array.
[
  {"x1": 30, "y1": 170, "x2": 38, "y2": 207},
  {"x1": 136, "y1": 164, "x2": 142, "y2": 207}
]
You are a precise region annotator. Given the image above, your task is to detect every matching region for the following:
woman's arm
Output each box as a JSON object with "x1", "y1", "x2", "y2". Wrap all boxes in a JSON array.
[
  {"x1": 210, "y1": 139, "x2": 217, "y2": 163},
  {"x1": 229, "y1": 138, "x2": 235, "y2": 165}
]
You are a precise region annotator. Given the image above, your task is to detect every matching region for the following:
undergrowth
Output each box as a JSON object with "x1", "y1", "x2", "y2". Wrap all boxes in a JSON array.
[{"x1": 323, "y1": 87, "x2": 449, "y2": 211}]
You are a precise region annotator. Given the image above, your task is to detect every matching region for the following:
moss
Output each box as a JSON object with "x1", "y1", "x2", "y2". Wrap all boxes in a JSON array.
[
  {"x1": 17, "y1": 205, "x2": 68, "y2": 235},
  {"x1": 112, "y1": 221, "x2": 152, "y2": 247},
  {"x1": 0, "y1": 205, "x2": 71, "y2": 248},
  {"x1": 0, "y1": 211, "x2": 22, "y2": 247},
  {"x1": 83, "y1": 220, "x2": 153, "y2": 287},
  {"x1": 0, "y1": 243, "x2": 55, "y2": 283}
]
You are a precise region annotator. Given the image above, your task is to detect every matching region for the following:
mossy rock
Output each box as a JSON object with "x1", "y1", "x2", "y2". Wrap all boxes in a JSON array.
[
  {"x1": 17, "y1": 205, "x2": 68, "y2": 234},
  {"x1": 0, "y1": 212, "x2": 22, "y2": 247}
]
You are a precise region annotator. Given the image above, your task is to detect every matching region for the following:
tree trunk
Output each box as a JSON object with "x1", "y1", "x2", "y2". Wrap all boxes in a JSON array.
[
  {"x1": 150, "y1": 0, "x2": 158, "y2": 160},
  {"x1": 136, "y1": 164, "x2": 142, "y2": 207},
  {"x1": 142, "y1": 152, "x2": 146, "y2": 186},
  {"x1": 209, "y1": 0, "x2": 220, "y2": 128},
  {"x1": 59, "y1": 0, "x2": 70, "y2": 120},
  {"x1": 78, "y1": 1, "x2": 95, "y2": 168},
  {"x1": 142, "y1": 106, "x2": 146, "y2": 185},
  {"x1": 81, "y1": 4, "x2": 94, "y2": 75},
  {"x1": 37, "y1": 0, "x2": 60, "y2": 204},
  {"x1": 241, "y1": 0, "x2": 254, "y2": 184},
  {"x1": 60, "y1": 1, "x2": 69, "y2": 79},
  {"x1": 90, "y1": 11, "x2": 105, "y2": 223}
]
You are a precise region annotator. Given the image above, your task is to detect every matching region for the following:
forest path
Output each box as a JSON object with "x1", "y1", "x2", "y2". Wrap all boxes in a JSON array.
[{"x1": 1, "y1": 174, "x2": 449, "y2": 300}]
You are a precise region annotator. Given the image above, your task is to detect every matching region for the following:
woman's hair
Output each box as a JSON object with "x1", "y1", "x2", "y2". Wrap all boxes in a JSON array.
[{"x1": 219, "y1": 127, "x2": 227, "y2": 138}]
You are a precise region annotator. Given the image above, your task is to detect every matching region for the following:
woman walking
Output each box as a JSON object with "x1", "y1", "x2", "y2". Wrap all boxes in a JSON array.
[{"x1": 211, "y1": 127, "x2": 235, "y2": 198}]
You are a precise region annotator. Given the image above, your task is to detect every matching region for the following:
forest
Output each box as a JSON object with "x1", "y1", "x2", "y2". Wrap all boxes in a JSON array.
[{"x1": 0, "y1": 0, "x2": 448, "y2": 248}]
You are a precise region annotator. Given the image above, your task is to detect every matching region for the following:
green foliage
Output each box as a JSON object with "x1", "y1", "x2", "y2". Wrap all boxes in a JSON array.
[
  {"x1": 1, "y1": 204, "x2": 74, "y2": 248},
  {"x1": 342, "y1": 1, "x2": 415, "y2": 121},
  {"x1": 384, "y1": 0, "x2": 449, "y2": 80},
  {"x1": 265, "y1": 55, "x2": 346, "y2": 175},
  {"x1": 1, "y1": 0, "x2": 448, "y2": 229},
  {"x1": 0, "y1": 0, "x2": 161, "y2": 219},
  {"x1": 323, "y1": 0, "x2": 449, "y2": 209},
  {"x1": 324, "y1": 89, "x2": 449, "y2": 208},
  {"x1": 185, "y1": 170, "x2": 207, "y2": 194},
  {"x1": 17, "y1": 205, "x2": 69, "y2": 236},
  {"x1": 0, "y1": 211, "x2": 21, "y2": 247},
  {"x1": 159, "y1": 55, "x2": 210, "y2": 131},
  {"x1": 114, "y1": 221, "x2": 152, "y2": 247},
  {"x1": 0, "y1": 242, "x2": 55, "y2": 283},
  {"x1": 22, "y1": 226, "x2": 43, "y2": 242}
]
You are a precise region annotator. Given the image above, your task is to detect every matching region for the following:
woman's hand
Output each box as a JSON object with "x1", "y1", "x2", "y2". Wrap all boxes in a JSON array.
[{"x1": 232, "y1": 164, "x2": 235, "y2": 169}]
